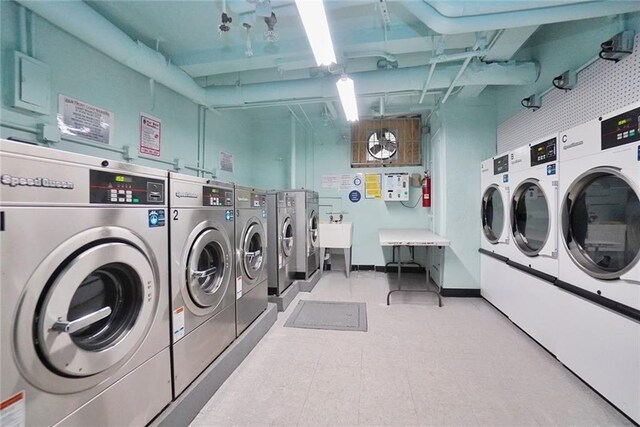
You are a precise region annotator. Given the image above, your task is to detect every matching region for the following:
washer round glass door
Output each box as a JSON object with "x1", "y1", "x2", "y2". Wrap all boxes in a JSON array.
[
  {"x1": 511, "y1": 180, "x2": 550, "y2": 256},
  {"x1": 242, "y1": 221, "x2": 265, "y2": 280},
  {"x1": 309, "y1": 211, "x2": 319, "y2": 248},
  {"x1": 482, "y1": 185, "x2": 505, "y2": 243},
  {"x1": 187, "y1": 228, "x2": 231, "y2": 308},
  {"x1": 563, "y1": 168, "x2": 640, "y2": 279},
  {"x1": 37, "y1": 242, "x2": 155, "y2": 377},
  {"x1": 281, "y1": 217, "x2": 294, "y2": 258}
]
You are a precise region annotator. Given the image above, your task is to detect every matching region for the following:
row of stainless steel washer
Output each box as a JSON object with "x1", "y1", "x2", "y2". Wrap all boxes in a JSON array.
[
  {"x1": 0, "y1": 139, "x2": 320, "y2": 426},
  {"x1": 479, "y1": 101, "x2": 640, "y2": 423}
]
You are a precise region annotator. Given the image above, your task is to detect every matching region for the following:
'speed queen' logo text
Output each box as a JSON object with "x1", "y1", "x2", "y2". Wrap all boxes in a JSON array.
[{"x1": 1, "y1": 174, "x2": 74, "y2": 189}]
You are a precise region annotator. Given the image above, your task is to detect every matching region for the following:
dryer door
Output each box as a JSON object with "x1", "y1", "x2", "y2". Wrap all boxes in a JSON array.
[
  {"x1": 281, "y1": 216, "x2": 294, "y2": 258},
  {"x1": 35, "y1": 242, "x2": 156, "y2": 378},
  {"x1": 511, "y1": 179, "x2": 550, "y2": 256},
  {"x1": 481, "y1": 184, "x2": 506, "y2": 244},
  {"x1": 562, "y1": 167, "x2": 640, "y2": 279},
  {"x1": 186, "y1": 227, "x2": 232, "y2": 309},
  {"x1": 308, "y1": 210, "x2": 319, "y2": 249},
  {"x1": 241, "y1": 219, "x2": 266, "y2": 280}
]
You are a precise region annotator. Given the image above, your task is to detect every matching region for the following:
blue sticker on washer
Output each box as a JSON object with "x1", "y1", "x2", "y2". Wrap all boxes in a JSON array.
[
  {"x1": 225, "y1": 210, "x2": 234, "y2": 221},
  {"x1": 637, "y1": 145, "x2": 639, "y2": 161},
  {"x1": 546, "y1": 164, "x2": 556, "y2": 175},
  {"x1": 502, "y1": 174, "x2": 509, "y2": 183},
  {"x1": 262, "y1": 209, "x2": 267, "y2": 218},
  {"x1": 148, "y1": 209, "x2": 165, "y2": 227}
]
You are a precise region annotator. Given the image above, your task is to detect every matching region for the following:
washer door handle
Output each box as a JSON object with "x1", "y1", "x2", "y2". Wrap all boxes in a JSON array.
[
  {"x1": 245, "y1": 249, "x2": 262, "y2": 260},
  {"x1": 191, "y1": 266, "x2": 217, "y2": 279},
  {"x1": 51, "y1": 307, "x2": 112, "y2": 334}
]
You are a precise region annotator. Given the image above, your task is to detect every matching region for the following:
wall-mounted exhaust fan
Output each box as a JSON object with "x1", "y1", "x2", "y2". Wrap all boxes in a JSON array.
[{"x1": 368, "y1": 129, "x2": 397, "y2": 160}]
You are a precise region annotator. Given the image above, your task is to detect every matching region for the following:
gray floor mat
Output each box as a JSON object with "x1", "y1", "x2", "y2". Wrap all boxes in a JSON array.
[{"x1": 284, "y1": 300, "x2": 367, "y2": 332}]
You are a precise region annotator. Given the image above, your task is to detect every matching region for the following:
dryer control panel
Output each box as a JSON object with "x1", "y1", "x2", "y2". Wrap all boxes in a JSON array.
[
  {"x1": 203, "y1": 186, "x2": 233, "y2": 207},
  {"x1": 601, "y1": 105, "x2": 640, "y2": 150},
  {"x1": 89, "y1": 170, "x2": 164, "y2": 204},
  {"x1": 530, "y1": 138, "x2": 557, "y2": 166}
]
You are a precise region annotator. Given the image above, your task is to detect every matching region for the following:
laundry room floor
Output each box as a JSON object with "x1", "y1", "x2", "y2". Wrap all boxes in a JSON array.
[{"x1": 191, "y1": 270, "x2": 632, "y2": 426}]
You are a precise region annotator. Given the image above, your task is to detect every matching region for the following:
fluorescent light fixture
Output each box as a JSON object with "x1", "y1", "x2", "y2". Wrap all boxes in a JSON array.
[
  {"x1": 336, "y1": 75, "x2": 359, "y2": 122},
  {"x1": 294, "y1": 0, "x2": 336, "y2": 66}
]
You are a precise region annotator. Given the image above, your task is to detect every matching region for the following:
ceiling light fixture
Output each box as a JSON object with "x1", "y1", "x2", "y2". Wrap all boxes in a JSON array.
[
  {"x1": 336, "y1": 75, "x2": 359, "y2": 122},
  {"x1": 294, "y1": 0, "x2": 336, "y2": 66}
]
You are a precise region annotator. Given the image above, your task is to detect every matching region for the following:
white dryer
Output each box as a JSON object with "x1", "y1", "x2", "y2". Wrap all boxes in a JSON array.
[
  {"x1": 0, "y1": 140, "x2": 171, "y2": 426},
  {"x1": 479, "y1": 152, "x2": 512, "y2": 314},
  {"x1": 168, "y1": 173, "x2": 236, "y2": 398},
  {"x1": 556, "y1": 102, "x2": 640, "y2": 423},
  {"x1": 502, "y1": 135, "x2": 560, "y2": 353}
]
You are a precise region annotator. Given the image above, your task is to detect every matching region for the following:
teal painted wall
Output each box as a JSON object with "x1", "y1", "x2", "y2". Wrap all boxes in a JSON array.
[
  {"x1": 431, "y1": 97, "x2": 497, "y2": 289},
  {"x1": 1, "y1": 1, "x2": 255, "y2": 185},
  {"x1": 496, "y1": 12, "x2": 640, "y2": 124}
]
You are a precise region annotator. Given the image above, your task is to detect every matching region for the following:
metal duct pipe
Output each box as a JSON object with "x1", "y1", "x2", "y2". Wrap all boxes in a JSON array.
[
  {"x1": 18, "y1": 0, "x2": 538, "y2": 109},
  {"x1": 403, "y1": 1, "x2": 640, "y2": 35},
  {"x1": 205, "y1": 61, "x2": 538, "y2": 106},
  {"x1": 16, "y1": 0, "x2": 209, "y2": 105}
]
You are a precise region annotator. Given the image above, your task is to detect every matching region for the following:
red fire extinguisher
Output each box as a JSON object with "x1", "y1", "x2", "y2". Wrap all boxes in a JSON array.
[{"x1": 422, "y1": 171, "x2": 431, "y2": 208}]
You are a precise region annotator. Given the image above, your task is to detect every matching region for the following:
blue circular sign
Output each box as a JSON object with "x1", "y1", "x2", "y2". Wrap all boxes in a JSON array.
[{"x1": 349, "y1": 190, "x2": 361, "y2": 203}]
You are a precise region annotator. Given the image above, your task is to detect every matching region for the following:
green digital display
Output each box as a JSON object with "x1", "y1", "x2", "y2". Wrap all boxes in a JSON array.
[{"x1": 115, "y1": 175, "x2": 132, "y2": 183}]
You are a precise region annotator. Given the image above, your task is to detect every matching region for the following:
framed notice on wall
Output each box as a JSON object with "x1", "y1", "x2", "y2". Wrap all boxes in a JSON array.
[
  {"x1": 139, "y1": 113, "x2": 162, "y2": 157},
  {"x1": 220, "y1": 151, "x2": 234, "y2": 172},
  {"x1": 57, "y1": 94, "x2": 114, "y2": 145},
  {"x1": 365, "y1": 173, "x2": 382, "y2": 199}
]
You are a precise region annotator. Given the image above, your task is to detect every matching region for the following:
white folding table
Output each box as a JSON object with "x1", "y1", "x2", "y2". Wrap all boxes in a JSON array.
[{"x1": 378, "y1": 228, "x2": 450, "y2": 306}]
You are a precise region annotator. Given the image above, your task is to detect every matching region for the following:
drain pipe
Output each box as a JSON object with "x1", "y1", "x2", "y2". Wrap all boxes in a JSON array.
[
  {"x1": 18, "y1": 5, "x2": 28, "y2": 54},
  {"x1": 290, "y1": 112, "x2": 296, "y2": 189},
  {"x1": 403, "y1": 1, "x2": 640, "y2": 34}
]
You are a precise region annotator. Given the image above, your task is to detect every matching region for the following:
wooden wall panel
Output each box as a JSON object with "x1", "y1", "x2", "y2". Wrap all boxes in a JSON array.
[{"x1": 351, "y1": 117, "x2": 421, "y2": 167}]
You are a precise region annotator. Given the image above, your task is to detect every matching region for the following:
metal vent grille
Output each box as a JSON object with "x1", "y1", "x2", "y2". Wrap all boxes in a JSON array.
[{"x1": 498, "y1": 34, "x2": 640, "y2": 153}]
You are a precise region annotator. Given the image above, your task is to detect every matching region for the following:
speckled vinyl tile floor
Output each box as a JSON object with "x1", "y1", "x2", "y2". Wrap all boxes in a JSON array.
[{"x1": 191, "y1": 270, "x2": 632, "y2": 426}]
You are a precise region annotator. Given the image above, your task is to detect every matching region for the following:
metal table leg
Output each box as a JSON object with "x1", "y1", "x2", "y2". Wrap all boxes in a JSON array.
[{"x1": 386, "y1": 245, "x2": 442, "y2": 306}]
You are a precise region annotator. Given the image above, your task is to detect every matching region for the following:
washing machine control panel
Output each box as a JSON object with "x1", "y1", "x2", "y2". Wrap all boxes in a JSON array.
[
  {"x1": 252, "y1": 193, "x2": 266, "y2": 208},
  {"x1": 89, "y1": 170, "x2": 165, "y2": 204},
  {"x1": 203, "y1": 186, "x2": 233, "y2": 207},
  {"x1": 530, "y1": 137, "x2": 557, "y2": 166},
  {"x1": 601, "y1": 105, "x2": 640, "y2": 150}
]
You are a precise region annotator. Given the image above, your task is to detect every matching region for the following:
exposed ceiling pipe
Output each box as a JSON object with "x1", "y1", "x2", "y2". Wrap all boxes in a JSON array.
[
  {"x1": 204, "y1": 61, "x2": 537, "y2": 106},
  {"x1": 16, "y1": 0, "x2": 210, "y2": 105},
  {"x1": 441, "y1": 56, "x2": 473, "y2": 104},
  {"x1": 418, "y1": 62, "x2": 437, "y2": 104},
  {"x1": 17, "y1": 0, "x2": 537, "y2": 109},
  {"x1": 403, "y1": 0, "x2": 640, "y2": 34}
]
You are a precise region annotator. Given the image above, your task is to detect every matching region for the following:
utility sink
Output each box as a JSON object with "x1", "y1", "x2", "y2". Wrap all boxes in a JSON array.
[{"x1": 319, "y1": 222, "x2": 353, "y2": 248}]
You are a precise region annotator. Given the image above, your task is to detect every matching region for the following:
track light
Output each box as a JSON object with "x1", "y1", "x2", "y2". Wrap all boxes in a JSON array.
[
  {"x1": 336, "y1": 75, "x2": 358, "y2": 122},
  {"x1": 294, "y1": 0, "x2": 336, "y2": 66}
]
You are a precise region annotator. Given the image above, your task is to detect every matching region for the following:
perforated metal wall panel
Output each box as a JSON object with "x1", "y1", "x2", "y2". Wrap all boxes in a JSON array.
[{"x1": 498, "y1": 34, "x2": 640, "y2": 152}]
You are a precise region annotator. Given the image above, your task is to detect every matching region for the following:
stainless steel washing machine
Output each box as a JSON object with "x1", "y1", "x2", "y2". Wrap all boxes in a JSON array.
[
  {"x1": 266, "y1": 191, "x2": 296, "y2": 295},
  {"x1": 234, "y1": 185, "x2": 268, "y2": 336},
  {"x1": 168, "y1": 173, "x2": 236, "y2": 398},
  {"x1": 289, "y1": 190, "x2": 320, "y2": 279},
  {"x1": 0, "y1": 140, "x2": 171, "y2": 426}
]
